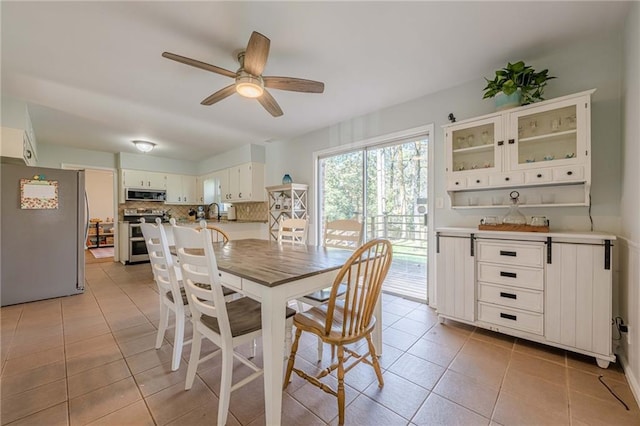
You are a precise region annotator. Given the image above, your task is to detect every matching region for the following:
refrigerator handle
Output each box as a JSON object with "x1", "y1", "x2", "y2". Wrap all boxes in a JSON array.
[{"x1": 84, "y1": 192, "x2": 90, "y2": 250}]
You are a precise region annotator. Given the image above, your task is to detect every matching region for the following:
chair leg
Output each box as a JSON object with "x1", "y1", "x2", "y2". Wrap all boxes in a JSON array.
[
  {"x1": 171, "y1": 313, "x2": 185, "y2": 371},
  {"x1": 249, "y1": 339, "x2": 257, "y2": 359},
  {"x1": 337, "y1": 345, "x2": 346, "y2": 426},
  {"x1": 184, "y1": 327, "x2": 202, "y2": 390},
  {"x1": 285, "y1": 317, "x2": 293, "y2": 359},
  {"x1": 366, "y1": 334, "x2": 384, "y2": 388},
  {"x1": 317, "y1": 336, "x2": 323, "y2": 362},
  {"x1": 155, "y1": 300, "x2": 169, "y2": 349},
  {"x1": 217, "y1": 346, "x2": 234, "y2": 426},
  {"x1": 283, "y1": 328, "x2": 303, "y2": 389}
]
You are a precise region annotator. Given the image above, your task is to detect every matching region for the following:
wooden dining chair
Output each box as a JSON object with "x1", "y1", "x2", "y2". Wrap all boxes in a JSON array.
[
  {"x1": 139, "y1": 218, "x2": 189, "y2": 371},
  {"x1": 197, "y1": 220, "x2": 230, "y2": 243},
  {"x1": 297, "y1": 219, "x2": 364, "y2": 361},
  {"x1": 175, "y1": 226, "x2": 296, "y2": 426},
  {"x1": 277, "y1": 217, "x2": 308, "y2": 245},
  {"x1": 283, "y1": 238, "x2": 393, "y2": 426}
]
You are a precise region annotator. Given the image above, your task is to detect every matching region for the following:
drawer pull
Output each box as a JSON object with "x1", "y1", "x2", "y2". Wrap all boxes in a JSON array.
[
  {"x1": 567, "y1": 171, "x2": 573, "y2": 176},
  {"x1": 500, "y1": 292, "x2": 517, "y2": 299},
  {"x1": 505, "y1": 177, "x2": 510, "y2": 181},
  {"x1": 499, "y1": 250, "x2": 517, "y2": 257},
  {"x1": 537, "y1": 173, "x2": 543, "y2": 178},
  {"x1": 500, "y1": 271, "x2": 517, "y2": 278},
  {"x1": 476, "y1": 179, "x2": 481, "y2": 184},
  {"x1": 500, "y1": 313, "x2": 517, "y2": 321}
]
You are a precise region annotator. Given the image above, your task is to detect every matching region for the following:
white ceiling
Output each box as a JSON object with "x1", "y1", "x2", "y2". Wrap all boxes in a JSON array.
[{"x1": 1, "y1": 1, "x2": 629, "y2": 161}]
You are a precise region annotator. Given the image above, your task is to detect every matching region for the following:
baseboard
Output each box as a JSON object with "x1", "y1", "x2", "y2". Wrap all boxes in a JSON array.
[{"x1": 619, "y1": 351, "x2": 640, "y2": 408}]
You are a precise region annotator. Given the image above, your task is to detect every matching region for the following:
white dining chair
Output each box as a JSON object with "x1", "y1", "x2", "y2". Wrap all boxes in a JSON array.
[
  {"x1": 277, "y1": 217, "x2": 308, "y2": 245},
  {"x1": 139, "y1": 218, "x2": 189, "y2": 371},
  {"x1": 175, "y1": 226, "x2": 296, "y2": 426},
  {"x1": 297, "y1": 219, "x2": 363, "y2": 361}
]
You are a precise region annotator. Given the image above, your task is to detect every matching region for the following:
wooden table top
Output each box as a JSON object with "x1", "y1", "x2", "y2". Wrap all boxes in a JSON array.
[{"x1": 175, "y1": 239, "x2": 354, "y2": 288}]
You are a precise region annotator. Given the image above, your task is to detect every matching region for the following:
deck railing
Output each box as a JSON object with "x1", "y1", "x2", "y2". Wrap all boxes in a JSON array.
[{"x1": 365, "y1": 213, "x2": 428, "y2": 257}]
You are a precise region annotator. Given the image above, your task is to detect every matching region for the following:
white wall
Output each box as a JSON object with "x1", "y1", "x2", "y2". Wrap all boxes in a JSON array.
[
  {"x1": 266, "y1": 30, "x2": 624, "y2": 236},
  {"x1": 118, "y1": 152, "x2": 196, "y2": 175},
  {"x1": 37, "y1": 143, "x2": 117, "y2": 169},
  {"x1": 85, "y1": 169, "x2": 114, "y2": 221},
  {"x1": 619, "y1": 0, "x2": 640, "y2": 404},
  {"x1": 197, "y1": 143, "x2": 265, "y2": 175}
]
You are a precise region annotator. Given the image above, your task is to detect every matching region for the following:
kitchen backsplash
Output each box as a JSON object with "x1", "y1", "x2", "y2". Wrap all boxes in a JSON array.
[
  {"x1": 119, "y1": 201, "x2": 267, "y2": 222},
  {"x1": 234, "y1": 202, "x2": 268, "y2": 221}
]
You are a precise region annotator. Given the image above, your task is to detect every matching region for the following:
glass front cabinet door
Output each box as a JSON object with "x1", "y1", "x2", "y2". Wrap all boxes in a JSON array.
[
  {"x1": 507, "y1": 93, "x2": 591, "y2": 186},
  {"x1": 444, "y1": 89, "x2": 594, "y2": 206},
  {"x1": 445, "y1": 114, "x2": 503, "y2": 190}
]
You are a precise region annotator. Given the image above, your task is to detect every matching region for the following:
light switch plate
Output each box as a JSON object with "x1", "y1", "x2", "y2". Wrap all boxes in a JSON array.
[{"x1": 436, "y1": 197, "x2": 444, "y2": 209}]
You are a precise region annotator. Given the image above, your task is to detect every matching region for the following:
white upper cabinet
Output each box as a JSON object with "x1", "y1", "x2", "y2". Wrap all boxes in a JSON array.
[
  {"x1": 1, "y1": 106, "x2": 37, "y2": 166},
  {"x1": 443, "y1": 90, "x2": 594, "y2": 207},
  {"x1": 165, "y1": 174, "x2": 197, "y2": 205},
  {"x1": 121, "y1": 169, "x2": 166, "y2": 190},
  {"x1": 218, "y1": 162, "x2": 265, "y2": 203}
]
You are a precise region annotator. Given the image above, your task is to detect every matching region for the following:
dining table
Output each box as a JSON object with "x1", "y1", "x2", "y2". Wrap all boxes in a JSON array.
[{"x1": 178, "y1": 238, "x2": 383, "y2": 426}]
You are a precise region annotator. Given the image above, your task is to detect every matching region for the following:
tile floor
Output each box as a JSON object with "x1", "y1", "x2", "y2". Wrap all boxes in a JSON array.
[{"x1": 1, "y1": 259, "x2": 639, "y2": 425}]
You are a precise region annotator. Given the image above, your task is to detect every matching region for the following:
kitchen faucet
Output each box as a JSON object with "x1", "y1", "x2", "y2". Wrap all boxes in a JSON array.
[{"x1": 208, "y1": 203, "x2": 221, "y2": 221}]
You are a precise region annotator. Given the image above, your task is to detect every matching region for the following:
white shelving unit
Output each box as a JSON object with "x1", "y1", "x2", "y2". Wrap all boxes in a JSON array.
[{"x1": 266, "y1": 184, "x2": 308, "y2": 241}]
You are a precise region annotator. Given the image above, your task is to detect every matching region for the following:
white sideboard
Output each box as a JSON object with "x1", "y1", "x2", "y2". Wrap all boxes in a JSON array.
[{"x1": 435, "y1": 227, "x2": 615, "y2": 368}]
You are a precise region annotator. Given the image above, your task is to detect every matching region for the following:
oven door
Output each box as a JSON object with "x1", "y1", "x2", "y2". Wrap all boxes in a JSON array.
[{"x1": 128, "y1": 224, "x2": 149, "y2": 262}]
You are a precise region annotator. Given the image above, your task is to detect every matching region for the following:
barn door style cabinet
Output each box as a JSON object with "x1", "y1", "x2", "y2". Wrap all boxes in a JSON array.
[
  {"x1": 435, "y1": 227, "x2": 615, "y2": 368},
  {"x1": 443, "y1": 89, "x2": 595, "y2": 208}
]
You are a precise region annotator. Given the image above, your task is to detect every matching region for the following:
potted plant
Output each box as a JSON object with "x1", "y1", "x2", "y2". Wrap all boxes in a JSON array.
[{"x1": 482, "y1": 61, "x2": 555, "y2": 110}]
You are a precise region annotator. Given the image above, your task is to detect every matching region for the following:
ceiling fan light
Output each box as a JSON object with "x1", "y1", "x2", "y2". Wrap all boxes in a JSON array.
[
  {"x1": 133, "y1": 140, "x2": 155, "y2": 153},
  {"x1": 236, "y1": 74, "x2": 264, "y2": 98}
]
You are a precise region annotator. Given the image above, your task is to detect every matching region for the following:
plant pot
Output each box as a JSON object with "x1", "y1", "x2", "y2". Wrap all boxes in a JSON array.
[{"x1": 495, "y1": 90, "x2": 522, "y2": 111}]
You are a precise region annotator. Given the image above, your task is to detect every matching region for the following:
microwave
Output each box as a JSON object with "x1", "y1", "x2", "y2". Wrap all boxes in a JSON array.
[{"x1": 125, "y1": 188, "x2": 166, "y2": 202}]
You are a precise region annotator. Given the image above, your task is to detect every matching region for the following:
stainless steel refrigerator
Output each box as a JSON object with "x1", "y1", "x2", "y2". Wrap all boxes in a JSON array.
[{"x1": 1, "y1": 162, "x2": 86, "y2": 306}]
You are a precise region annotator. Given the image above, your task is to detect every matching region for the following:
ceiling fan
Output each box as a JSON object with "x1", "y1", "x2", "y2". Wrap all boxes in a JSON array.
[{"x1": 162, "y1": 31, "x2": 325, "y2": 117}]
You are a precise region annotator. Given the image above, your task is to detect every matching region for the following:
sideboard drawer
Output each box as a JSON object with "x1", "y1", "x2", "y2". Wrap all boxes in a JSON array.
[
  {"x1": 477, "y1": 263, "x2": 543, "y2": 290},
  {"x1": 478, "y1": 282, "x2": 543, "y2": 313},
  {"x1": 478, "y1": 302, "x2": 544, "y2": 335},
  {"x1": 476, "y1": 241, "x2": 544, "y2": 268}
]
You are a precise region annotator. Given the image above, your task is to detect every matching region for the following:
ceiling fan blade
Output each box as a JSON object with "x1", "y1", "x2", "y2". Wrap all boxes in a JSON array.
[
  {"x1": 243, "y1": 31, "x2": 270, "y2": 76},
  {"x1": 201, "y1": 84, "x2": 237, "y2": 106},
  {"x1": 257, "y1": 89, "x2": 283, "y2": 117},
  {"x1": 263, "y1": 76, "x2": 325, "y2": 93},
  {"x1": 162, "y1": 52, "x2": 236, "y2": 78}
]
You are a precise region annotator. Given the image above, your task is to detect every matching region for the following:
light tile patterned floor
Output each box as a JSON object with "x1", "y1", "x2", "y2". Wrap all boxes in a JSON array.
[{"x1": 1, "y1": 260, "x2": 639, "y2": 425}]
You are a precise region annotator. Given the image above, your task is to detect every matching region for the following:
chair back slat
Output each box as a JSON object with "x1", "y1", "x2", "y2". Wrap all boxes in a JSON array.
[
  {"x1": 324, "y1": 219, "x2": 363, "y2": 249},
  {"x1": 173, "y1": 226, "x2": 232, "y2": 338},
  {"x1": 277, "y1": 217, "x2": 308, "y2": 245},
  {"x1": 140, "y1": 218, "x2": 181, "y2": 303},
  {"x1": 324, "y1": 239, "x2": 392, "y2": 339}
]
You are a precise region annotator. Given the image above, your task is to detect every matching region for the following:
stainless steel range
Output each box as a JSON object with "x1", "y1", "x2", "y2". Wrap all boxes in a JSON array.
[{"x1": 123, "y1": 209, "x2": 166, "y2": 263}]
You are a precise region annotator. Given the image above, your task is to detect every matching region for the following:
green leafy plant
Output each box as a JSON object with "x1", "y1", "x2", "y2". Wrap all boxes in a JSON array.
[{"x1": 482, "y1": 61, "x2": 555, "y2": 105}]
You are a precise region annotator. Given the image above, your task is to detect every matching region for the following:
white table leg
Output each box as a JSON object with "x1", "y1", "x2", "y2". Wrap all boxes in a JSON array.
[{"x1": 261, "y1": 289, "x2": 286, "y2": 426}]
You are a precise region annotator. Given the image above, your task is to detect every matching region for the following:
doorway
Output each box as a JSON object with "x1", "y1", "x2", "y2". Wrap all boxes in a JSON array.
[
  {"x1": 316, "y1": 129, "x2": 431, "y2": 301},
  {"x1": 62, "y1": 164, "x2": 117, "y2": 262}
]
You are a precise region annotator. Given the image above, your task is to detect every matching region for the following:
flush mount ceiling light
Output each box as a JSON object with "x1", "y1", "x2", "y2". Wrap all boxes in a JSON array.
[{"x1": 133, "y1": 140, "x2": 155, "y2": 153}]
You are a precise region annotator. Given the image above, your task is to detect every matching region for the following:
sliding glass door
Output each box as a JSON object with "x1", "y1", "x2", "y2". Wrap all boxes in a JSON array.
[{"x1": 318, "y1": 135, "x2": 429, "y2": 300}]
